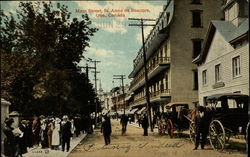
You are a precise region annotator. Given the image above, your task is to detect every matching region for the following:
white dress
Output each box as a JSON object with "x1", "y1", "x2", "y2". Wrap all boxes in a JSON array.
[{"x1": 51, "y1": 122, "x2": 60, "y2": 146}]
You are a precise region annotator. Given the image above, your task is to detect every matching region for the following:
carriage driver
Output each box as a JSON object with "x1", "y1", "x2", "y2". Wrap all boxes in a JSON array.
[{"x1": 194, "y1": 105, "x2": 209, "y2": 150}]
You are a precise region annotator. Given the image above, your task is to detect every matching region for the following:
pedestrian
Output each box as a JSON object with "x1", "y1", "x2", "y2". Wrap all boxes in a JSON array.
[
  {"x1": 19, "y1": 120, "x2": 28, "y2": 155},
  {"x1": 101, "y1": 115, "x2": 112, "y2": 145},
  {"x1": 61, "y1": 115, "x2": 72, "y2": 152},
  {"x1": 26, "y1": 120, "x2": 33, "y2": 148},
  {"x1": 158, "y1": 119, "x2": 165, "y2": 135},
  {"x1": 3, "y1": 118, "x2": 18, "y2": 157},
  {"x1": 193, "y1": 106, "x2": 209, "y2": 150},
  {"x1": 74, "y1": 115, "x2": 81, "y2": 137},
  {"x1": 47, "y1": 119, "x2": 54, "y2": 149},
  {"x1": 52, "y1": 117, "x2": 61, "y2": 150},
  {"x1": 138, "y1": 115, "x2": 142, "y2": 127},
  {"x1": 13, "y1": 124, "x2": 25, "y2": 157},
  {"x1": 40, "y1": 119, "x2": 49, "y2": 149},
  {"x1": 32, "y1": 117, "x2": 41, "y2": 147},
  {"x1": 142, "y1": 114, "x2": 149, "y2": 136},
  {"x1": 120, "y1": 114, "x2": 128, "y2": 135}
]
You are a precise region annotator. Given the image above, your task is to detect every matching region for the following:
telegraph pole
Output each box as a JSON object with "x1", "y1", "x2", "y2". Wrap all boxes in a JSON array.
[
  {"x1": 91, "y1": 60, "x2": 101, "y2": 127},
  {"x1": 113, "y1": 75, "x2": 126, "y2": 115},
  {"x1": 128, "y1": 18, "x2": 155, "y2": 132}
]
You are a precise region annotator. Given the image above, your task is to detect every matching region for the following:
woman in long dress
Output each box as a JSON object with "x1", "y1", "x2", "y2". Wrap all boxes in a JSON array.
[{"x1": 51, "y1": 118, "x2": 61, "y2": 150}]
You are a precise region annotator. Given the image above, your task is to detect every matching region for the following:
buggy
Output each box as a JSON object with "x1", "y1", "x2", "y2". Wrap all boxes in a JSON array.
[{"x1": 205, "y1": 93, "x2": 249, "y2": 151}]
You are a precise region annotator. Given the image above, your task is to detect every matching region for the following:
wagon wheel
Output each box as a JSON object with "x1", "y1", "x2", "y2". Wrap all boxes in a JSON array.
[
  {"x1": 166, "y1": 119, "x2": 174, "y2": 138},
  {"x1": 189, "y1": 122, "x2": 196, "y2": 143},
  {"x1": 209, "y1": 120, "x2": 226, "y2": 151}
]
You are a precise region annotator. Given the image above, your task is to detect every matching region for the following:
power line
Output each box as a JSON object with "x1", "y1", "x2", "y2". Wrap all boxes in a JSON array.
[{"x1": 128, "y1": 18, "x2": 155, "y2": 132}]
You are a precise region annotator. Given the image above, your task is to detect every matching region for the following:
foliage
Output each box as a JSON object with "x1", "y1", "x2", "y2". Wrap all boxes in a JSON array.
[{"x1": 1, "y1": 1, "x2": 99, "y2": 116}]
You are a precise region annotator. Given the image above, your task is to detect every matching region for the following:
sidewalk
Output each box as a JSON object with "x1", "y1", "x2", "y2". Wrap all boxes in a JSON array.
[{"x1": 23, "y1": 133, "x2": 87, "y2": 157}]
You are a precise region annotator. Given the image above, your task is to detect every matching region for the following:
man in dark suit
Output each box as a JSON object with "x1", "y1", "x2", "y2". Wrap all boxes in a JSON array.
[
  {"x1": 61, "y1": 115, "x2": 72, "y2": 152},
  {"x1": 194, "y1": 106, "x2": 208, "y2": 150},
  {"x1": 120, "y1": 114, "x2": 128, "y2": 135},
  {"x1": 142, "y1": 114, "x2": 149, "y2": 136},
  {"x1": 101, "y1": 115, "x2": 112, "y2": 145}
]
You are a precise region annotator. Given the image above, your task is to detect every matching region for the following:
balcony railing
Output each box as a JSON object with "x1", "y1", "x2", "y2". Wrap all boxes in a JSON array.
[
  {"x1": 133, "y1": 89, "x2": 171, "y2": 104},
  {"x1": 150, "y1": 89, "x2": 171, "y2": 98},
  {"x1": 148, "y1": 57, "x2": 170, "y2": 72},
  {"x1": 130, "y1": 57, "x2": 170, "y2": 90}
]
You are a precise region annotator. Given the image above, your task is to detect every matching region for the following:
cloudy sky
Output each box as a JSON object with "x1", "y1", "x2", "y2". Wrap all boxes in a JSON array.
[{"x1": 1, "y1": 1, "x2": 166, "y2": 92}]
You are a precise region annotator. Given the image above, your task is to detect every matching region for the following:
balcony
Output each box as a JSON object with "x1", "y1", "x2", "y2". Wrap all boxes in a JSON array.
[
  {"x1": 132, "y1": 89, "x2": 171, "y2": 107},
  {"x1": 129, "y1": 57, "x2": 170, "y2": 92}
]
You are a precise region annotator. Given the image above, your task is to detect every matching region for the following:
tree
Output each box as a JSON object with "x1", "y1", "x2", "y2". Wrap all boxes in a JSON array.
[{"x1": 1, "y1": 1, "x2": 98, "y2": 116}]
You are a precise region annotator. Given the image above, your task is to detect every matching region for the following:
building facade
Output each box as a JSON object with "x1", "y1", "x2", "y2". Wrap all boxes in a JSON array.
[
  {"x1": 128, "y1": 0, "x2": 224, "y2": 117},
  {"x1": 110, "y1": 85, "x2": 130, "y2": 114},
  {"x1": 193, "y1": 0, "x2": 249, "y2": 105}
]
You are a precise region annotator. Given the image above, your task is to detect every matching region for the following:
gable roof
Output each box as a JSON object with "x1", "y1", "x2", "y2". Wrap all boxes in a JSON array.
[{"x1": 193, "y1": 18, "x2": 249, "y2": 64}]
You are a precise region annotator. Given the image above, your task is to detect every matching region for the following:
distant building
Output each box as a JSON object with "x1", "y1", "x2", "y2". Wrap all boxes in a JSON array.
[
  {"x1": 102, "y1": 92, "x2": 114, "y2": 112},
  {"x1": 110, "y1": 85, "x2": 130, "y2": 114},
  {"x1": 128, "y1": 0, "x2": 224, "y2": 118},
  {"x1": 193, "y1": 0, "x2": 249, "y2": 105}
]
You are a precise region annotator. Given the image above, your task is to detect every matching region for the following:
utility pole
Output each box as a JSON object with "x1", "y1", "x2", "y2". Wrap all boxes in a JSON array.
[
  {"x1": 128, "y1": 18, "x2": 155, "y2": 132},
  {"x1": 113, "y1": 75, "x2": 126, "y2": 115},
  {"x1": 91, "y1": 60, "x2": 101, "y2": 127}
]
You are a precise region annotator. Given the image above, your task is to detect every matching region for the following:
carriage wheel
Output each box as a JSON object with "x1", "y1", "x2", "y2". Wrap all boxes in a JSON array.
[
  {"x1": 189, "y1": 122, "x2": 196, "y2": 143},
  {"x1": 209, "y1": 120, "x2": 226, "y2": 151},
  {"x1": 167, "y1": 119, "x2": 174, "y2": 138}
]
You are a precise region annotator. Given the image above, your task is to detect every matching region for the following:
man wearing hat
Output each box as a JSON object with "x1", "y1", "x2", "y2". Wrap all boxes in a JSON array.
[
  {"x1": 3, "y1": 118, "x2": 18, "y2": 157},
  {"x1": 61, "y1": 115, "x2": 72, "y2": 152},
  {"x1": 194, "y1": 105, "x2": 209, "y2": 150}
]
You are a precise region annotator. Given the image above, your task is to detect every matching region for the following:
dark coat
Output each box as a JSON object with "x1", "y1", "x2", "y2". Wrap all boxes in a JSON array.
[
  {"x1": 194, "y1": 112, "x2": 209, "y2": 134},
  {"x1": 142, "y1": 116, "x2": 149, "y2": 129},
  {"x1": 101, "y1": 118, "x2": 112, "y2": 136},
  {"x1": 61, "y1": 121, "x2": 72, "y2": 140},
  {"x1": 120, "y1": 115, "x2": 128, "y2": 125},
  {"x1": 19, "y1": 124, "x2": 28, "y2": 154},
  {"x1": 3, "y1": 126, "x2": 18, "y2": 157}
]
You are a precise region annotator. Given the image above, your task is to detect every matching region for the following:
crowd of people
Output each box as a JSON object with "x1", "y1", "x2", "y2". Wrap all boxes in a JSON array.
[{"x1": 3, "y1": 114, "x2": 94, "y2": 157}]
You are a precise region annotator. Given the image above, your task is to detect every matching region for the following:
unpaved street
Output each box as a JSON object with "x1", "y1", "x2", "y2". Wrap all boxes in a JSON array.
[{"x1": 68, "y1": 120, "x2": 246, "y2": 157}]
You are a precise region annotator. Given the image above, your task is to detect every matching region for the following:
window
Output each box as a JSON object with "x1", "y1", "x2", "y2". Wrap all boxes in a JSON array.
[
  {"x1": 215, "y1": 64, "x2": 221, "y2": 82},
  {"x1": 232, "y1": 56, "x2": 241, "y2": 77},
  {"x1": 192, "y1": 39, "x2": 203, "y2": 58},
  {"x1": 193, "y1": 70, "x2": 198, "y2": 90},
  {"x1": 203, "y1": 96, "x2": 207, "y2": 106},
  {"x1": 191, "y1": 10, "x2": 202, "y2": 27},
  {"x1": 165, "y1": 74, "x2": 169, "y2": 89},
  {"x1": 166, "y1": 13, "x2": 170, "y2": 24},
  {"x1": 202, "y1": 70, "x2": 207, "y2": 86},
  {"x1": 191, "y1": 0, "x2": 201, "y2": 4}
]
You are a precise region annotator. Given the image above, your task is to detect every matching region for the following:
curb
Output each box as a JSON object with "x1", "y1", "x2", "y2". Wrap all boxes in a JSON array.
[{"x1": 65, "y1": 133, "x2": 87, "y2": 157}]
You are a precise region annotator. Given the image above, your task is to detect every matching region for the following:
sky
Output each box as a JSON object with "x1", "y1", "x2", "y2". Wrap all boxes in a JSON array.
[{"x1": 1, "y1": 1, "x2": 166, "y2": 92}]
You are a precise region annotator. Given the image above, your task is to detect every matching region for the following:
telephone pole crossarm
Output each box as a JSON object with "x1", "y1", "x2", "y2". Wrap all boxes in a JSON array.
[{"x1": 113, "y1": 75, "x2": 126, "y2": 115}]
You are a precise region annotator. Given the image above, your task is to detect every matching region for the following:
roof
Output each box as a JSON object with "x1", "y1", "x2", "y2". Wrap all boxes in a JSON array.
[
  {"x1": 193, "y1": 18, "x2": 249, "y2": 64},
  {"x1": 212, "y1": 20, "x2": 236, "y2": 42},
  {"x1": 206, "y1": 93, "x2": 249, "y2": 100},
  {"x1": 165, "y1": 102, "x2": 189, "y2": 108}
]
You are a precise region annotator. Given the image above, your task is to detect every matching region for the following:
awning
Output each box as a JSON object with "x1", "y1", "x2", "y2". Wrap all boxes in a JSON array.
[
  {"x1": 137, "y1": 107, "x2": 147, "y2": 114},
  {"x1": 130, "y1": 108, "x2": 139, "y2": 114},
  {"x1": 125, "y1": 95, "x2": 132, "y2": 101}
]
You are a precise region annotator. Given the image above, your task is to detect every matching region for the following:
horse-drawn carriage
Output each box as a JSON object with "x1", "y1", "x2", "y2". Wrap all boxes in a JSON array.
[
  {"x1": 160, "y1": 102, "x2": 195, "y2": 138},
  {"x1": 204, "y1": 93, "x2": 249, "y2": 151},
  {"x1": 160, "y1": 93, "x2": 249, "y2": 151}
]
